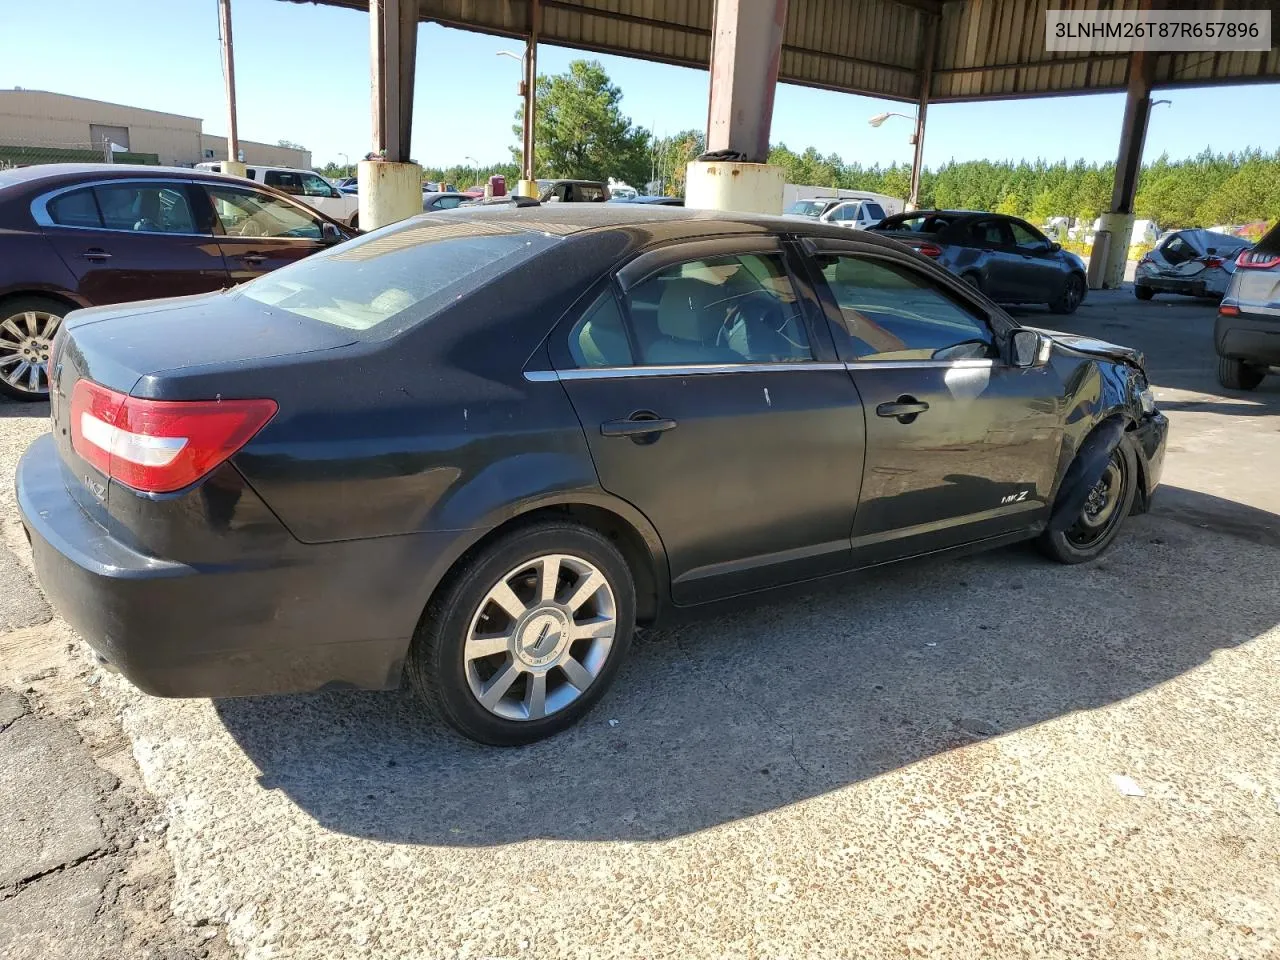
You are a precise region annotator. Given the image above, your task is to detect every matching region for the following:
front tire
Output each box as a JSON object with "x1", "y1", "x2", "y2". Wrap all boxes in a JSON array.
[
  {"x1": 1050, "y1": 274, "x2": 1086, "y2": 314},
  {"x1": 0, "y1": 296, "x2": 67, "y2": 401},
  {"x1": 1039, "y1": 438, "x2": 1137, "y2": 564},
  {"x1": 1217, "y1": 355, "x2": 1265, "y2": 391},
  {"x1": 1134, "y1": 284, "x2": 1154, "y2": 301},
  {"x1": 408, "y1": 522, "x2": 636, "y2": 745}
]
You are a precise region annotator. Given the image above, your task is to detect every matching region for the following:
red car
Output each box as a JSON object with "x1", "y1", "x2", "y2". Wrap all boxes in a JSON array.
[{"x1": 0, "y1": 164, "x2": 356, "y2": 400}]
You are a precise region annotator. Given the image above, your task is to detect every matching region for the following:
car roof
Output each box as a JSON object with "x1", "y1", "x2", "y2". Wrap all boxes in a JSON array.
[{"x1": 0, "y1": 163, "x2": 227, "y2": 187}]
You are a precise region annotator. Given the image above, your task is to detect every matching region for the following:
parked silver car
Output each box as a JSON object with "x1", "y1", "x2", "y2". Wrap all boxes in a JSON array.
[
  {"x1": 1215, "y1": 222, "x2": 1280, "y2": 390},
  {"x1": 1135, "y1": 228, "x2": 1250, "y2": 301}
]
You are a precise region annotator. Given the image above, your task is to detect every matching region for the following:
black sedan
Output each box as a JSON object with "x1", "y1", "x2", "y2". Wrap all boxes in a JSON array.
[
  {"x1": 870, "y1": 211, "x2": 1088, "y2": 313},
  {"x1": 17, "y1": 206, "x2": 1167, "y2": 745}
]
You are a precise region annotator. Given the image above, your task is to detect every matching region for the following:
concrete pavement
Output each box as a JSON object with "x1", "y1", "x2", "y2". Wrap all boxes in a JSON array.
[{"x1": 0, "y1": 286, "x2": 1276, "y2": 959}]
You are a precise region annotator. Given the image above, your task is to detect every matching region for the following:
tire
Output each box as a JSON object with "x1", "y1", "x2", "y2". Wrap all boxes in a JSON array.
[
  {"x1": 1217, "y1": 355, "x2": 1265, "y2": 391},
  {"x1": 349, "y1": 214, "x2": 359, "y2": 230},
  {"x1": 1134, "y1": 285, "x2": 1154, "y2": 301},
  {"x1": 1050, "y1": 273, "x2": 1086, "y2": 314},
  {"x1": 0, "y1": 295, "x2": 68, "y2": 401},
  {"x1": 408, "y1": 521, "x2": 636, "y2": 745},
  {"x1": 1038, "y1": 436, "x2": 1138, "y2": 564}
]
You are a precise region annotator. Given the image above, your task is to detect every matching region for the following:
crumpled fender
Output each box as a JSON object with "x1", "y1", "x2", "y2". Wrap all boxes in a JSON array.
[{"x1": 1048, "y1": 417, "x2": 1126, "y2": 533}]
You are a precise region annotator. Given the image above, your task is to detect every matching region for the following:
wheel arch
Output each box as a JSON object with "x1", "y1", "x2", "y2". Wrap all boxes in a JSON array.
[{"x1": 0, "y1": 288, "x2": 87, "y2": 315}]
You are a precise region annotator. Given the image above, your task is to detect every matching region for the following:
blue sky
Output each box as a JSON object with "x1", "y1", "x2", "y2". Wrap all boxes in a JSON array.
[{"x1": 3, "y1": 0, "x2": 1278, "y2": 170}]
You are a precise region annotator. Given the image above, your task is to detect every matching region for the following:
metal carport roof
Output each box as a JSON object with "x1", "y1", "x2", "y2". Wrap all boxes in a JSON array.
[{"x1": 287, "y1": 0, "x2": 1280, "y2": 103}]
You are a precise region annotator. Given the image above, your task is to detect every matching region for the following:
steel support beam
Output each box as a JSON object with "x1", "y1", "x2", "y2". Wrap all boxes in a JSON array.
[
  {"x1": 369, "y1": 0, "x2": 417, "y2": 162},
  {"x1": 521, "y1": 0, "x2": 540, "y2": 183},
  {"x1": 1110, "y1": 49, "x2": 1155, "y2": 216},
  {"x1": 908, "y1": 14, "x2": 937, "y2": 211},
  {"x1": 705, "y1": 0, "x2": 788, "y2": 163}
]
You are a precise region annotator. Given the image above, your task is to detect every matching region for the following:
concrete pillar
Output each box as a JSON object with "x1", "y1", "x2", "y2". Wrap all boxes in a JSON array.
[
  {"x1": 908, "y1": 16, "x2": 938, "y2": 212},
  {"x1": 695, "y1": 0, "x2": 787, "y2": 212},
  {"x1": 516, "y1": 0, "x2": 540, "y2": 196},
  {"x1": 1092, "y1": 49, "x2": 1154, "y2": 289},
  {"x1": 221, "y1": 160, "x2": 248, "y2": 179},
  {"x1": 361, "y1": 0, "x2": 422, "y2": 229}
]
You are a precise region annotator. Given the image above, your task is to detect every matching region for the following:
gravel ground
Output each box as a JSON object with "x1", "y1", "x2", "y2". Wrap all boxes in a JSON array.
[{"x1": 1, "y1": 287, "x2": 1277, "y2": 959}]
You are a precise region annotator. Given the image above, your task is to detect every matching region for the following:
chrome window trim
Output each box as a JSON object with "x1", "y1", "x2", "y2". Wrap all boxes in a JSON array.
[
  {"x1": 523, "y1": 358, "x2": 996, "y2": 382},
  {"x1": 30, "y1": 177, "x2": 213, "y2": 237}
]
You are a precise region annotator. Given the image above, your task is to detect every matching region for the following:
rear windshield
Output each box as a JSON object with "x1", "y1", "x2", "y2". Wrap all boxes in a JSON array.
[
  {"x1": 238, "y1": 218, "x2": 558, "y2": 338},
  {"x1": 872, "y1": 213, "x2": 953, "y2": 233}
]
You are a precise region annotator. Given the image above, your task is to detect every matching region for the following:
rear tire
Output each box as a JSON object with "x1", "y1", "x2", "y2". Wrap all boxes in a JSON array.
[
  {"x1": 1134, "y1": 285, "x2": 1154, "y2": 301},
  {"x1": 1217, "y1": 355, "x2": 1265, "y2": 391},
  {"x1": 1039, "y1": 437, "x2": 1137, "y2": 564},
  {"x1": 1050, "y1": 274, "x2": 1086, "y2": 314},
  {"x1": 0, "y1": 295, "x2": 68, "y2": 401},
  {"x1": 408, "y1": 521, "x2": 636, "y2": 745}
]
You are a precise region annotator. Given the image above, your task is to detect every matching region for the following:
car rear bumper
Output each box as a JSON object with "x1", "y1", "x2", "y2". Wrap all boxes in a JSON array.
[
  {"x1": 1137, "y1": 273, "x2": 1228, "y2": 298},
  {"x1": 1216, "y1": 312, "x2": 1280, "y2": 366},
  {"x1": 16, "y1": 433, "x2": 461, "y2": 698}
]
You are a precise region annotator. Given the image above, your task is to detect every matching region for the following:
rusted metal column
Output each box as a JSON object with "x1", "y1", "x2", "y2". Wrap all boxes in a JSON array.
[
  {"x1": 522, "y1": 0, "x2": 540, "y2": 183},
  {"x1": 908, "y1": 15, "x2": 938, "y2": 211},
  {"x1": 217, "y1": 0, "x2": 243, "y2": 174},
  {"x1": 1110, "y1": 49, "x2": 1155, "y2": 216},
  {"x1": 704, "y1": 0, "x2": 788, "y2": 162},
  {"x1": 362, "y1": 0, "x2": 422, "y2": 228}
]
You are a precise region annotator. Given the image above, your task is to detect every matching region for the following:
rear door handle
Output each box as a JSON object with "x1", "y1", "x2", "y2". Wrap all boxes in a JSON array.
[
  {"x1": 876, "y1": 398, "x2": 930, "y2": 422},
  {"x1": 82, "y1": 248, "x2": 111, "y2": 262},
  {"x1": 239, "y1": 253, "x2": 267, "y2": 265},
  {"x1": 600, "y1": 416, "x2": 677, "y2": 438}
]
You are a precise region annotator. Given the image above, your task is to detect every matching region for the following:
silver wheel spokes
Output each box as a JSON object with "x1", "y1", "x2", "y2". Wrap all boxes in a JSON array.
[
  {"x1": 465, "y1": 553, "x2": 616, "y2": 722},
  {"x1": 0, "y1": 311, "x2": 60, "y2": 395}
]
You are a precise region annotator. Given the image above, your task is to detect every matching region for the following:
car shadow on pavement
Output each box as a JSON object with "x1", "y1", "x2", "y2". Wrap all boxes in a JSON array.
[
  {"x1": 215, "y1": 485, "x2": 1280, "y2": 846},
  {"x1": 0, "y1": 399, "x2": 48, "y2": 419}
]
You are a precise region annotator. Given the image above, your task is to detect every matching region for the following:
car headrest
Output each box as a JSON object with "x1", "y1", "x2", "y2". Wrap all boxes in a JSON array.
[{"x1": 656, "y1": 277, "x2": 727, "y2": 343}]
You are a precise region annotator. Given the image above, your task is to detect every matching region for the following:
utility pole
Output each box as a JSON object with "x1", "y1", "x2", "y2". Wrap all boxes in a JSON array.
[{"x1": 218, "y1": 0, "x2": 245, "y2": 176}]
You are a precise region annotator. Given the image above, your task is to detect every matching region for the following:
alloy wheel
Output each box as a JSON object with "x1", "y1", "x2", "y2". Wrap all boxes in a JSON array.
[
  {"x1": 0, "y1": 310, "x2": 60, "y2": 398},
  {"x1": 464, "y1": 553, "x2": 617, "y2": 722}
]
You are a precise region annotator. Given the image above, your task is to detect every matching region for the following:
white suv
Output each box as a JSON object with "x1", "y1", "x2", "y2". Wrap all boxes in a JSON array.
[
  {"x1": 785, "y1": 197, "x2": 888, "y2": 230},
  {"x1": 197, "y1": 163, "x2": 360, "y2": 228}
]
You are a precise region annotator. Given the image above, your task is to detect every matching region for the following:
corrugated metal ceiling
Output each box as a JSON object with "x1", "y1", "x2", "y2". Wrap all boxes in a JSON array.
[{"x1": 288, "y1": 0, "x2": 1280, "y2": 103}]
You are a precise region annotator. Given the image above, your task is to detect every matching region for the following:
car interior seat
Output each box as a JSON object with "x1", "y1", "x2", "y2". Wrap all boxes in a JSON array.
[{"x1": 642, "y1": 277, "x2": 741, "y2": 364}]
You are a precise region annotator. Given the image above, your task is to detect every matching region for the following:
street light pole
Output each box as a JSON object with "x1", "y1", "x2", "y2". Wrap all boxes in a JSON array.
[{"x1": 496, "y1": 0, "x2": 539, "y2": 196}]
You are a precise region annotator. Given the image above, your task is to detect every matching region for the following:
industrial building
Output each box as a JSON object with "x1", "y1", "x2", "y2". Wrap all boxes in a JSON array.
[{"x1": 0, "y1": 89, "x2": 311, "y2": 169}]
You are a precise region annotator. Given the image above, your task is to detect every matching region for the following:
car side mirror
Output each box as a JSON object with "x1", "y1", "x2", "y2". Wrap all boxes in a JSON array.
[
  {"x1": 321, "y1": 222, "x2": 346, "y2": 245},
  {"x1": 1010, "y1": 329, "x2": 1047, "y2": 368},
  {"x1": 1049, "y1": 241, "x2": 1062, "y2": 252}
]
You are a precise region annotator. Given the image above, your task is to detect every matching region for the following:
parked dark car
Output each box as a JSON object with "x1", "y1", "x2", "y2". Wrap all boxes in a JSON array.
[
  {"x1": 1215, "y1": 221, "x2": 1280, "y2": 390},
  {"x1": 0, "y1": 164, "x2": 356, "y2": 400},
  {"x1": 537, "y1": 179, "x2": 609, "y2": 203},
  {"x1": 869, "y1": 210, "x2": 1088, "y2": 313},
  {"x1": 1135, "y1": 228, "x2": 1250, "y2": 301},
  {"x1": 422, "y1": 191, "x2": 470, "y2": 213},
  {"x1": 608, "y1": 195, "x2": 684, "y2": 206},
  {"x1": 17, "y1": 206, "x2": 1167, "y2": 745}
]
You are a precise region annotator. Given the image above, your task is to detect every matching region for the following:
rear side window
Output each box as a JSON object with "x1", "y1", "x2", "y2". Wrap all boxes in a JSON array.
[
  {"x1": 864, "y1": 202, "x2": 886, "y2": 222},
  {"x1": 265, "y1": 171, "x2": 304, "y2": 195},
  {"x1": 625, "y1": 253, "x2": 812, "y2": 365},
  {"x1": 971, "y1": 220, "x2": 1013, "y2": 246},
  {"x1": 575, "y1": 184, "x2": 607, "y2": 202},
  {"x1": 567, "y1": 290, "x2": 633, "y2": 368},
  {"x1": 239, "y1": 220, "x2": 557, "y2": 336},
  {"x1": 818, "y1": 255, "x2": 993, "y2": 362},
  {"x1": 93, "y1": 183, "x2": 197, "y2": 234},
  {"x1": 47, "y1": 188, "x2": 102, "y2": 228}
]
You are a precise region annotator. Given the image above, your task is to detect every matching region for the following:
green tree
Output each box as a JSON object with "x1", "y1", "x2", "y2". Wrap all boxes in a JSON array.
[
  {"x1": 650, "y1": 129, "x2": 704, "y2": 195},
  {"x1": 514, "y1": 60, "x2": 651, "y2": 185}
]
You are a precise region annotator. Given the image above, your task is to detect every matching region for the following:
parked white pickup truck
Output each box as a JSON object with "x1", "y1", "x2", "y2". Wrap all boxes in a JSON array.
[{"x1": 196, "y1": 162, "x2": 360, "y2": 228}]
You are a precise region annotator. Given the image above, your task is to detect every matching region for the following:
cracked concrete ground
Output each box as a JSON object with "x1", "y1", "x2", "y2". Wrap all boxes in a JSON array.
[{"x1": 0, "y1": 288, "x2": 1277, "y2": 959}]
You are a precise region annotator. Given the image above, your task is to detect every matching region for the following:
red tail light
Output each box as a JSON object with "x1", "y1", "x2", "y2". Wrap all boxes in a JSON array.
[
  {"x1": 1219, "y1": 304, "x2": 1240, "y2": 317},
  {"x1": 1204, "y1": 257, "x2": 1225, "y2": 269},
  {"x1": 1236, "y1": 249, "x2": 1280, "y2": 270},
  {"x1": 70, "y1": 380, "x2": 277, "y2": 493},
  {"x1": 912, "y1": 242, "x2": 943, "y2": 258}
]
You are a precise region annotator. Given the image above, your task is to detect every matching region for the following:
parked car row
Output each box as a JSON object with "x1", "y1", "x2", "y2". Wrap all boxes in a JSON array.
[
  {"x1": 0, "y1": 164, "x2": 355, "y2": 399},
  {"x1": 15, "y1": 202, "x2": 1168, "y2": 746}
]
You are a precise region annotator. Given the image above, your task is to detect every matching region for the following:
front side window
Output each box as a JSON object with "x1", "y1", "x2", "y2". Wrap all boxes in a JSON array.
[
  {"x1": 205, "y1": 185, "x2": 322, "y2": 239},
  {"x1": 567, "y1": 290, "x2": 633, "y2": 368},
  {"x1": 971, "y1": 220, "x2": 1013, "y2": 247},
  {"x1": 264, "y1": 170, "x2": 304, "y2": 195},
  {"x1": 831, "y1": 204, "x2": 855, "y2": 222},
  {"x1": 47, "y1": 188, "x2": 102, "y2": 228},
  {"x1": 1010, "y1": 220, "x2": 1047, "y2": 249},
  {"x1": 625, "y1": 253, "x2": 813, "y2": 365},
  {"x1": 818, "y1": 254, "x2": 994, "y2": 362},
  {"x1": 93, "y1": 183, "x2": 196, "y2": 234},
  {"x1": 238, "y1": 219, "x2": 557, "y2": 336},
  {"x1": 302, "y1": 173, "x2": 335, "y2": 198}
]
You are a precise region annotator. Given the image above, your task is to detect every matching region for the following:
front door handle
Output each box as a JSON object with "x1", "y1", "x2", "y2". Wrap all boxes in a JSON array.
[
  {"x1": 600, "y1": 415, "x2": 677, "y2": 440},
  {"x1": 239, "y1": 253, "x2": 267, "y2": 265},
  {"x1": 82, "y1": 248, "x2": 111, "y2": 262},
  {"x1": 876, "y1": 397, "x2": 930, "y2": 423}
]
